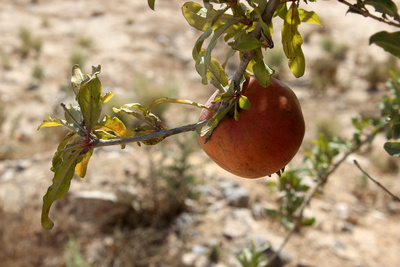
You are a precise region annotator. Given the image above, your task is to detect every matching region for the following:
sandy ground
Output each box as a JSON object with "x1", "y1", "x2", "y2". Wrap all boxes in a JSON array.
[{"x1": 0, "y1": 0, "x2": 399, "y2": 266}]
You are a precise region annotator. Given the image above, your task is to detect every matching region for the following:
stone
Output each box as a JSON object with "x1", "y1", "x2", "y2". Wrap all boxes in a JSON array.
[
  {"x1": 223, "y1": 185, "x2": 250, "y2": 208},
  {"x1": 223, "y1": 220, "x2": 248, "y2": 239}
]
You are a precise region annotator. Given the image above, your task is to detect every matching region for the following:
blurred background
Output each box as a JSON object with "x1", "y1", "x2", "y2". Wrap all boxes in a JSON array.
[{"x1": 0, "y1": 0, "x2": 399, "y2": 266}]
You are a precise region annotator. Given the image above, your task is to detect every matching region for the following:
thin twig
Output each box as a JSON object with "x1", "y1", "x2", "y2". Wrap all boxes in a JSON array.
[
  {"x1": 337, "y1": 0, "x2": 400, "y2": 28},
  {"x1": 267, "y1": 127, "x2": 386, "y2": 263},
  {"x1": 354, "y1": 160, "x2": 400, "y2": 202},
  {"x1": 95, "y1": 120, "x2": 207, "y2": 147},
  {"x1": 61, "y1": 103, "x2": 86, "y2": 135}
]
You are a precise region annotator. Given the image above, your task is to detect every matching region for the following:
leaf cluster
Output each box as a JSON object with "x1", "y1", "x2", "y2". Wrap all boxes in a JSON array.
[
  {"x1": 38, "y1": 65, "x2": 212, "y2": 229},
  {"x1": 236, "y1": 241, "x2": 269, "y2": 267},
  {"x1": 181, "y1": 0, "x2": 321, "y2": 137}
]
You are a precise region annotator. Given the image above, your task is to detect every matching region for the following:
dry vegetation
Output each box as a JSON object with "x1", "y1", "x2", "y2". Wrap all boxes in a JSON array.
[{"x1": 0, "y1": 0, "x2": 400, "y2": 266}]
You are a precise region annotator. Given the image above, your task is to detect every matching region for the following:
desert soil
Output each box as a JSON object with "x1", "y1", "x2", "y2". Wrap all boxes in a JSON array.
[{"x1": 0, "y1": 0, "x2": 400, "y2": 267}]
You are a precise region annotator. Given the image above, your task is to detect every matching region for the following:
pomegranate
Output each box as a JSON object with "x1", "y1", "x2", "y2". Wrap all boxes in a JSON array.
[{"x1": 198, "y1": 76, "x2": 305, "y2": 178}]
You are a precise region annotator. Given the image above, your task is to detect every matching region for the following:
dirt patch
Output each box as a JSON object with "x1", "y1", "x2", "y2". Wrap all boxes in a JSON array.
[{"x1": 0, "y1": 0, "x2": 400, "y2": 266}]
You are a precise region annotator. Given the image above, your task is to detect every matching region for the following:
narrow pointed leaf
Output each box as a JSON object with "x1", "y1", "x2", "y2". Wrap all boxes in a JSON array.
[
  {"x1": 208, "y1": 58, "x2": 229, "y2": 90},
  {"x1": 229, "y1": 32, "x2": 264, "y2": 51},
  {"x1": 253, "y1": 59, "x2": 272, "y2": 88},
  {"x1": 51, "y1": 132, "x2": 78, "y2": 172},
  {"x1": 148, "y1": 0, "x2": 155, "y2": 10},
  {"x1": 42, "y1": 145, "x2": 83, "y2": 229},
  {"x1": 199, "y1": 103, "x2": 233, "y2": 137},
  {"x1": 77, "y1": 66, "x2": 102, "y2": 132}
]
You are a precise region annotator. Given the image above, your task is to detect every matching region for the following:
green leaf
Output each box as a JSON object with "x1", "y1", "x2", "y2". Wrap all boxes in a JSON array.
[
  {"x1": 229, "y1": 32, "x2": 264, "y2": 51},
  {"x1": 51, "y1": 132, "x2": 78, "y2": 172},
  {"x1": 194, "y1": 18, "x2": 238, "y2": 83},
  {"x1": 288, "y1": 48, "x2": 305, "y2": 78},
  {"x1": 239, "y1": 95, "x2": 251, "y2": 110},
  {"x1": 364, "y1": 0, "x2": 400, "y2": 20},
  {"x1": 148, "y1": 0, "x2": 155, "y2": 10},
  {"x1": 282, "y1": 3, "x2": 306, "y2": 78},
  {"x1": 298, "y1": 9, "x2": 322, "y2": 25},
  {"x1": 77, "y1": 65, "x2": 103, "y2": 133},
  {"x1": 384, "y1": 141, "x2": 400, "y2": 156},
  {"x1": 370, "y1": 31, "x2": 400, "y2": 58},
  {"x1": 199, "y1": 103, "x2": 233, "y2": 137},
  {"x1": 192, "y1": 26, "x2": 213, "y2": 60},
  {"x1": 301, "y1": 217, "x2": 316, "y2": 226},
  {"x1": 252, "y1": 48, "x2": 273, "y2": 88},
  {"x1": 207, "y1": 58, "x2": 229, "y2": 90},
  {"x1": 42, "y1": 144, "x2": 84, "y2": 229},
  {"x1": 253, "y1": 60, "x2": 272, "y2": 88}
]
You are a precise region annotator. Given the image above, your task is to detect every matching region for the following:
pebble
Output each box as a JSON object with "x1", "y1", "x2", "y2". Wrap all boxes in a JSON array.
[
  {"x1": 223, "y1": 185, "x2": 250, "y2": 208},
  {"x1": 335, "y1": 202, "x2": 349, "y2": 219},
  {"x1": 223, "y1": 220, "x2": 248, "y2": 239}
]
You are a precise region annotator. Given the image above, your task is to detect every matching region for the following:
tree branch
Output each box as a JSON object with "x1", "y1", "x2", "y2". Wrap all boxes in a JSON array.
[
  {"x1": 267, "y1": 126, "x2": 387, "y2": 264},
  {"x1": 337, "y1": 0, "x2": 400, "y2": 28},
  {"x1": 354, "y1": 160, "x2": 400, "y2": 202},
  {"x1": 94, "y1": 120, "x2": 207, "y2": 148}
]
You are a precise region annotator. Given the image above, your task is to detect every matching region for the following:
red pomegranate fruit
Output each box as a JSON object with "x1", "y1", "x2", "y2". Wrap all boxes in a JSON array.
[{"x1": 198, "y1": 75, "x2": 305, "y2": 178}]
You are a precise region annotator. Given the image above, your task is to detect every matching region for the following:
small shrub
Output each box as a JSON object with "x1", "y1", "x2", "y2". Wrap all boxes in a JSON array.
[
  {"x1": 69, "y1": 50, "x2": 88, "y2": 69},
  {"x1": 32, "y1": 64, "x2": 45, "y2": 81},
  {"x1": 1, "y1": 53, "x2": 12, "y2": 70},
  {"x1": 18, "y1": 26, "x2": 43, "y2": 58},
  {"x1": 77, "y1": 36, "x2": 94, "y2": 50}
]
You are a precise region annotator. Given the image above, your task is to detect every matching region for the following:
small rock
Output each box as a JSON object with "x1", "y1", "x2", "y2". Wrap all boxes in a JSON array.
[
  {"x1": 251, "y1": 202, "x2": 265, "y2": 220},
  {"x1": 69, "y1": 190, "x2": 118, "y2": 223},
  {"x1": 182, "y1": 252, "x2": 197, "y2": 266},
  {"x1": 341, "y1": 222, "x2": 355, "y2": 233},
  {"x1": 192, "y1": 245, "x2": 207, "y2": 255},
  {"x1": 16, "y1": 159, "x2": 31, "y2": 172},
  {"x1": 0, "y1": 169, "x2": 15, "y2": 182},
  {"x1": 223, "y1": 221, "x2": 248, "y2": 239},
  {"x1": 232, "y1": 208, "x2": 256, "y2": 228},
  {"x1": 208, "y1": 199, "x2": 228, "y2": 212},
  {"x1": 174, "y1": 212, "x2": 201, "y2": 229},
  {"x1": 223, "y1": 185, "x2": 250, "y2": 207},
  {"x1": 201, "y1": 184, "x2": 222, "y2": 199},
  {"x1": 335, "y1": 202, "x2": 349, "y2": 219}
]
